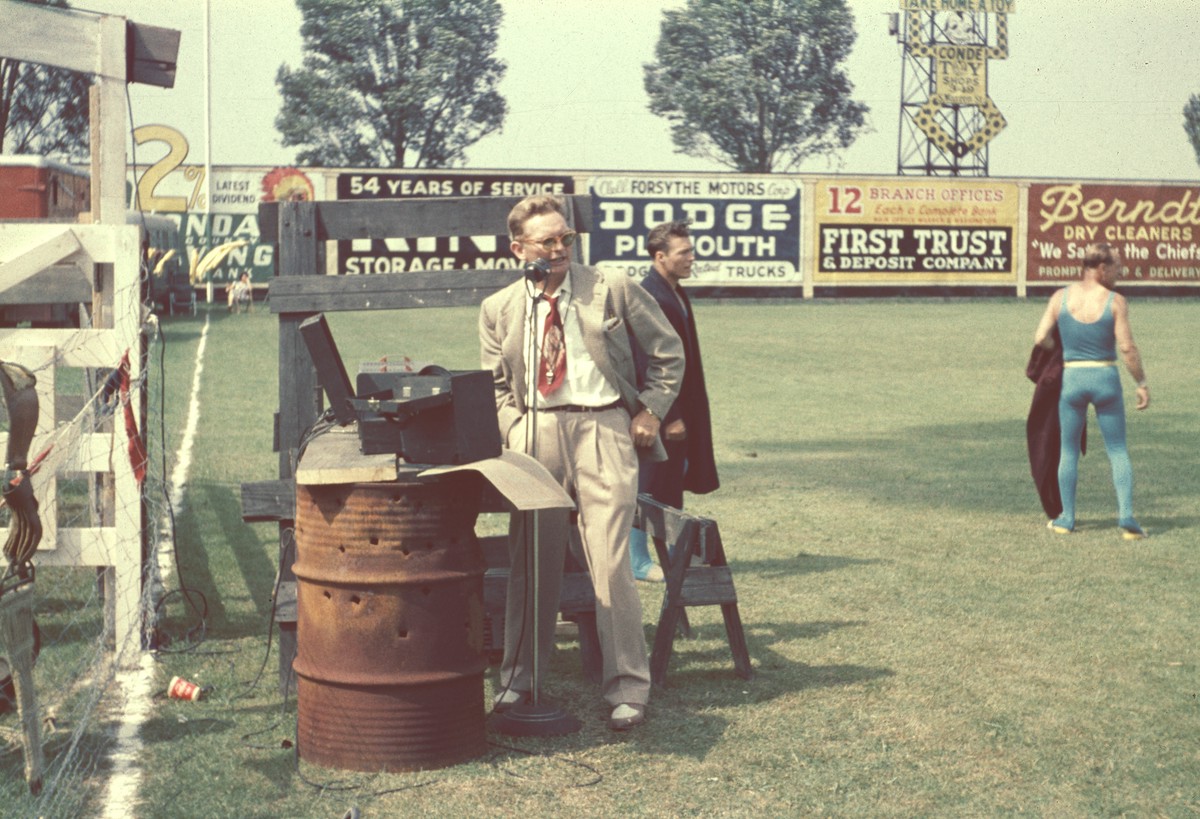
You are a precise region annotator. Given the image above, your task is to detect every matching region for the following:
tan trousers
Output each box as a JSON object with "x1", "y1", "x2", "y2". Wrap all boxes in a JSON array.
[{"x1": 500, "y1": 406, "x2": 650, "y2": 707}]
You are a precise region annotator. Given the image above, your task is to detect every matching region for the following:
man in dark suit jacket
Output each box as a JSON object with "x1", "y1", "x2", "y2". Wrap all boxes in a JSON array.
[
  {"x1": 479, "y1": 195, "x2": 684, "y2": 730},
  {"x1": 630, "y1": 220, "x2": 720, "y2": 581}
]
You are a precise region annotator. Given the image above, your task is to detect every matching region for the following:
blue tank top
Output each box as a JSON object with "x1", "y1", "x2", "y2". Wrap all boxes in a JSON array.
[{"x1": 1059, "y1": 289, "x2": 1117, "y2": 362}]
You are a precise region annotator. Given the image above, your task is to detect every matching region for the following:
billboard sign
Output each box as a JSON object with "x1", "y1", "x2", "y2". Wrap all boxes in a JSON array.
[
  {"x1": 935, "y1": 45, "x2": 988, "y2": 105},
  {"x1": 814, "y1": 178, "x2": 1019, "y2": 283},
  {"x1": 588, "y1": 176, "x2": 801, "y2": 285},
  {"x1": 128, "y1": 126, "x2": 316, "y2": 284},
  {"x1": 334, "y1": 172, "x2": 573, "y2": 275},
  {"x1": 1027, "y1": 182, "x2": 1200, "y2": 283},
  {"x1": 900, "y1": 0, "x2": 1015, "y2": 11}
]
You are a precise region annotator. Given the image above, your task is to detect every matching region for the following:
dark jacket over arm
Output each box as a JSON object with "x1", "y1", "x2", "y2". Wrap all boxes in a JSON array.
[
  {"x1": 637, "y1": 270, "x2": 719, "y2": 495},
  {"x1": 1025, "y1": 325, "x2": 1085, "y2": 519}
]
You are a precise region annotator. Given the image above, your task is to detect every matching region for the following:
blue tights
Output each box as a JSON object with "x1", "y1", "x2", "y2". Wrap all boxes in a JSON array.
[{"x1": 1055, "y1": 366, "x2": 1137, "y2": 530}]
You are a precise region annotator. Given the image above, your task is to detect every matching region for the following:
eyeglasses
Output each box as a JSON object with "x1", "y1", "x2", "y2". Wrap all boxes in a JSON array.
[{"x1": 520, "y1": 230, "x2": 578, "y2": 252}]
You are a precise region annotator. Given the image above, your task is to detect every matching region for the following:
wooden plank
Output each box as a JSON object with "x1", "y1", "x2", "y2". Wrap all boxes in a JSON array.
[
  {"x1": 648, "y1": 513, "x2": 753, "y2": 685},
  {"x1": 33, "y1": 527, "x2": 116, "y2": 566},
  {"x1": 277, "y1": 201, "x2": 321, "y2": 481},
  {"x1": 0, "y1": 330, "x2": 121, "y2": 367},
  {"x1": 0, "y1": 264, "x2": 91, "y2": 305},
  {"x1": 93, "y1": 16, "x2": 128, "y2": 225},
  {"x1": 267, "y1": 268, "x2": 522, "y2": 313},
  {"x1": 722, "y1": 601, "x2": 755, "y2": 680},
  {"x1": 635, "y1": 494, "x2": 693, "y2": 548},
  {"x1": 294, "y1": 427, "x2": 399, "y2": 485},
  {"x1": 261, "y1": 195, "x2": 593, "y2": 245},
  {"x1": 277, "y1": 313, "x2": 319, "y2": 477},
  {"x1": 695, "y1": 518, "x2": 723, "y2": 565},
  {"x1": 59, "y1": 225, "x2": 118, "y2": 262},
  {"x1": 240, "y1": 479, "x2": 295, "y2": 522},
  {"x1": 241, "y1": 473, "x2": 504, "y2": 516},
  {"x1": 273, "y1": 581, "x2": 297, "y2": 622},
  {"x1": 650, "y1": 575, "x2": 691, "y2": 685},
  {"x1": 0, "y1": 0, "x2": 102, "y2": 75},
  {"x1": 676, "y1": 567, "x2": 737, "y2": 606},
  {"x1": 23, "y1": 431, "x2": 116, "y2": 474},
  {"x1": 0, "y1": 585, "x2": 45, "y2": 795},
  {"x1": 274, "y1": 200, "x2": 319, "y2": 694},
  {"x1": 297, "y1": 314, "x2": 355, "y2": 424},
  {"x1": 258, "y1": 203, "x2": 280, "y2": 244},
  {"x1": 0, "y1": 230, "x2": 83, "y2": 296},
  {"x1": 302, "y1": 195, "x2": 594, "y2": 242}
]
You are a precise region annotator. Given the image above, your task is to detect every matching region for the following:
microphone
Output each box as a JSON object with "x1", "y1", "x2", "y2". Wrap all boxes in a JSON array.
[{"x1": 524, "y1": 258, "x2": 550, "y2": 284}]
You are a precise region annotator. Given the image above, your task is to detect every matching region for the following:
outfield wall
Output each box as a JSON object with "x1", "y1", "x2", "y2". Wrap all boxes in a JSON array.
[{"x1": 131, "y1": 158, "x2": 1200, "y2": 297}]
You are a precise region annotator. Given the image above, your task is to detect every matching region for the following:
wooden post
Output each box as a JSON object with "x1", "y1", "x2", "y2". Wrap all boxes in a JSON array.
[
  {"x1": 91, "y1": 14, "x2": 128, "y2": 226},
  {"x1": 0, "y1": 585, "x2": 45, "y2": 795},
  {"x1": 274, "y1": 200, "x2": 321, "y2": 694}
]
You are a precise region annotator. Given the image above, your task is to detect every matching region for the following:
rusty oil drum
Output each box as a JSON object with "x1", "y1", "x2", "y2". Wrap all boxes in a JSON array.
[{"x1": 293, "y1": 472, "x2": 487, "y2": 772}]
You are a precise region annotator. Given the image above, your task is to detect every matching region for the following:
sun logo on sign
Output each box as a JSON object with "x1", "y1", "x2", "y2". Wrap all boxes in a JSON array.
[{"x1": 261, "y1": 167, "x2": 316, "y2": 203}]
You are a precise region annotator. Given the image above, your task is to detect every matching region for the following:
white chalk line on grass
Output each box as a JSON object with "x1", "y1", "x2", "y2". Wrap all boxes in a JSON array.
[{"x1": 100, "y1": 311, "x2": 211, "y2": 819}]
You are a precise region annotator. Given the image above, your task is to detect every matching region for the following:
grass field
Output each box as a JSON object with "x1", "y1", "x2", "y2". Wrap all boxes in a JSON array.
[{"x1": 27, "y1": 297, "x2": 1200, "y2": 817}]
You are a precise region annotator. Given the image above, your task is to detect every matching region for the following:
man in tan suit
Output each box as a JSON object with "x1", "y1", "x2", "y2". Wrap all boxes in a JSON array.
[{"x1": 480, "y1": 195, "x2": 684, "y2": 730}]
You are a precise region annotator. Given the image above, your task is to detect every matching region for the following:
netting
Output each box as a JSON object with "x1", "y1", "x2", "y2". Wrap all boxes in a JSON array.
[{"x1": 1, "y1": 252, "x2": 171, "y2": 817}]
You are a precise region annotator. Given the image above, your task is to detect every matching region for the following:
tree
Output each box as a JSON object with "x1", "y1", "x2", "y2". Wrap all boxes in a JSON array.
[
  {"x1": 644, "y1": 0, "x2": 868, "y2": 173},
  {"x1": 0, "y1": 0, "x2": 91, "y2": 158},
  {"x1": 1184, "y1": 94, "x2": 1200, "y2": 168},
  {"x1": 276, "y1": 0, "x2": 507, "y2": 168}
]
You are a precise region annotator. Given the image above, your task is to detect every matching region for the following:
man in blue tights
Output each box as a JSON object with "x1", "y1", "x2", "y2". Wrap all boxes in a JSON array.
[{"x1": 1032, "y1": 242, "x2": 1150, "y2": 539}]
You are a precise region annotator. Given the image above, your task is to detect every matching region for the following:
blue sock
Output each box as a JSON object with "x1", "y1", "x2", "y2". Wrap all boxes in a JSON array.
[{"x1": 628, "y1": 528, "x2": 653, "y2": 579}]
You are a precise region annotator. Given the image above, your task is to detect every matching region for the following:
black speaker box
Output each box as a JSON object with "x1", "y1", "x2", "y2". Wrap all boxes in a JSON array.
[{"x1": 354, "y1": 370, "x2": 501, "y2": 464}]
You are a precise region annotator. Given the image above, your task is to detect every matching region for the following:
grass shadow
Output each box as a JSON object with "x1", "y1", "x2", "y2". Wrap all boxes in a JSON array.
[
  {"x1": 200, "y1": 482, "x2": 278, "y2": 625},
  {"x1": 162, "y1": 482, "x2": 278, "y2": 641},
  {"x1": 652, "y1": 617, "x2": 881, "y2": 694},
  {"x1": 732, "y1": 553, "x2": 888, "y2": 577},
  {"x1": 724, "y1": 410, "x2": 1197, "y2": 524},
  {"x1": 138, "y1": 714, "x2": 237, "y2": 744},
  {"x1": 160, "y1": 500, "x2": 229, "y2": 638}
]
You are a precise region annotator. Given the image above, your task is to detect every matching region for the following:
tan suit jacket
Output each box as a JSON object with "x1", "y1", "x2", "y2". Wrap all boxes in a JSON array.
[
  {"x1": 479, "y1": 263, "x2": 685, "y2": 705},
  {"x1": 479, "y1": 263, "x2": 685, "y2": 460}
]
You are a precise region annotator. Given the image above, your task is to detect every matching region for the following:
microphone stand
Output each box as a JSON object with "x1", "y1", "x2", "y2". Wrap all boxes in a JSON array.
[{"x1": 493, "y1": 262, "x2": 580, "y2": 737}]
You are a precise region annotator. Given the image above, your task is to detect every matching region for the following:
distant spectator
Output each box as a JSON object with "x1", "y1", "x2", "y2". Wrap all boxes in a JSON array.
[{"x1": 226, "y1": 272, "x2": 253, "y2": 313}]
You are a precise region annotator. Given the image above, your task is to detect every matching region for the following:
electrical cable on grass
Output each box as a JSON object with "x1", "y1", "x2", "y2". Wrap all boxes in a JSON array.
[
  {"x1": 238, "y1": 637, "x2": 302, "y2": 751},
  {"x1": 487, "y1": 738, "x2": 604, "y2": 788},
  {"x1": 231, "y1": 528, "x2": 294, "y2": 705},
  {"x1": 125, "y1": 85, "x2": 212, "y2": 655}
]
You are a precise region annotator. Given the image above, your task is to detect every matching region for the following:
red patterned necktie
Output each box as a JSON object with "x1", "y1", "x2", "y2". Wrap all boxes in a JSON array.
[{"x1": 537, "y1": 295, "x2": 566, "y2": 396}]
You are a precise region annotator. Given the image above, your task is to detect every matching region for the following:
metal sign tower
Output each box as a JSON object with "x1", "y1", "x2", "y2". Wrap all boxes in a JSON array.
[{"x1": 896, "y1": 5, "x2": 1011, "y2": 176}]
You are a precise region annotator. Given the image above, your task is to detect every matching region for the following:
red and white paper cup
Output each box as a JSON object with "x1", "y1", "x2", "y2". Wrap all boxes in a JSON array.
[{"x1": 168, "y1": 676, "x2": 203, "y2": 701}]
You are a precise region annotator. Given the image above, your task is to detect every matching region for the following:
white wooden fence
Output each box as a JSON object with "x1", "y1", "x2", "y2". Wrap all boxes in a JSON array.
[{"x1": 1, "y1": 222, "x2": 146, "y2": 666}]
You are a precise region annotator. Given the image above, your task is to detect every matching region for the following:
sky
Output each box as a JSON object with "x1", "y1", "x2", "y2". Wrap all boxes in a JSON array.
[{"x1": 70, "y1": 0, "x2": 1200, "y2": 182}]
